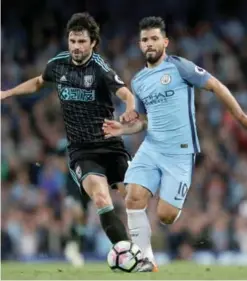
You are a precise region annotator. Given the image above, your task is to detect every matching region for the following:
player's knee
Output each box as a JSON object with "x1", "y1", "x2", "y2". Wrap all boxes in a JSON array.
[
  {"x1": 125, "y1": 184, "x2": 149, "y2": 209},
  {"x1": 83, "y1": 175, "x2": 111, "y2": 208},
  {"x1": 157, "y1": 206, "x2": 181, "y2": 224},
  {"x1": 93, "y1": 191, "x2": 111, "y2": 208},
  {"x1": 125, "y1": 195, "x2": 146, "y2": 209}
]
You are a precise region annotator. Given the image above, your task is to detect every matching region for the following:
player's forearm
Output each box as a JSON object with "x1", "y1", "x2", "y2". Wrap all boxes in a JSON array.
[
  {"x1": 124, "y1": 93, "x2": 135, "y2": 111},
  {"x1": 122, "y1": 119, "x2": 147, "y2": 135},
  {"x1": 211, "y1": 80, "x2": 247, "y2": 128},
  {"x1": 116, "y1": 87, "x2": 135, "y2": 111},
  {"x1": 3, "y1": 76, "x2": 44, "y2": 98}
]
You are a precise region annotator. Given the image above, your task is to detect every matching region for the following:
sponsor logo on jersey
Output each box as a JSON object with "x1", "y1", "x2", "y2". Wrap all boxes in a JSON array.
[
  {"x1": 58, "y1": 86, "x2": 95, "y2": 102},
  {"x1": 142, "y1": 91, "x2": 175, "y2": 105}
]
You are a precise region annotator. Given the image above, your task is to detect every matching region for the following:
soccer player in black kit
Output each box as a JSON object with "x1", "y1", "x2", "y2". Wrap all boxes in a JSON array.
[{"x1": 1, "y1": 13, "x2": 136, "y2": 251}]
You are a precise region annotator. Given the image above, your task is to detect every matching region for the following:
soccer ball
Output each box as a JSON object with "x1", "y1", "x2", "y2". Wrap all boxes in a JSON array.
[{"x1": 107, "y1": 241, "x2": 142, "y2": 273}]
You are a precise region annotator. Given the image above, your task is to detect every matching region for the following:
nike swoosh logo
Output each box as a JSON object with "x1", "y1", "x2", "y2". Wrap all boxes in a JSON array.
[{"x1": 174, "y1": 196, "x2": 183, "y2": 200}]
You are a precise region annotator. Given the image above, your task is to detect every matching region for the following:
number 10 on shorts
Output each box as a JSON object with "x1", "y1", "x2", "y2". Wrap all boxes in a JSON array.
[{"x1": 174, "y1": 182, "x2": 188, "y2": 201}]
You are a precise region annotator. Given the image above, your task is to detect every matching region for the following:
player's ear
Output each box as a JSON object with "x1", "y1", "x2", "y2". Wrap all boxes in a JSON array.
[
  {"x1": 164, "y1": 37, "x2": 169, "y2": 48},
  {"x1": 91, "y1": 40, "x2": 96, "y2": 49}
]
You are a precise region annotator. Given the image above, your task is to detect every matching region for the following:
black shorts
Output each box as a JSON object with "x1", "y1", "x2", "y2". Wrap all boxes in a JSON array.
[{"x1": 68, "y1": 142, "x2": 130, "y2": 188}]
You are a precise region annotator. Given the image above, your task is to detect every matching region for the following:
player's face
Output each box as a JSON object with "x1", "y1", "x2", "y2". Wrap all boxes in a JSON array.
[
  {"x1": 140, "y1": 28, "x2": 169, "y2": 64},
  {"x1": 68, "y1": 30, "x2": 96, "y2": 64}
]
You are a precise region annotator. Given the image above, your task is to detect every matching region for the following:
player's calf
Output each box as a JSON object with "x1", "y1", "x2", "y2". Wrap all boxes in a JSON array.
[
  {"x1": 82, "y1": 174, "x2": 129, "y2": 244},
  {"x1": 157, "y1": 199, "x2": 181, "y2": 224}
]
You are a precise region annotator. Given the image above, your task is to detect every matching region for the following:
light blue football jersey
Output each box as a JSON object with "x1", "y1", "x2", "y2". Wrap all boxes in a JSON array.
[{"x1": 131, "y1": 55, "x2": 212, "y2": 154}]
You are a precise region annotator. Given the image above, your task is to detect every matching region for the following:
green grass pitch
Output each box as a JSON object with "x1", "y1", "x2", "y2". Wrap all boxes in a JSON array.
[{"x1": 1, "y1": 261, "x2": 247, "y2": 280}]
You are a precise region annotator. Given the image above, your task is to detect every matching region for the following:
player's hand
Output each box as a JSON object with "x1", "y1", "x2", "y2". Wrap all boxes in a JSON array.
[
  {"x1": 119, "y1": 110, "x2": 139, "y2": 123},
  {"x1": 0, "y1": 90, "x2": 10, "y2": 100},
  {"x1": 102, "y1": 119, "x2": 124, "y2": 138}
]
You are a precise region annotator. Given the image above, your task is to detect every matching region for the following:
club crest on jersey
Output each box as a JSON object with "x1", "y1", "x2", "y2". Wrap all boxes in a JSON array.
[
  {"x1": 161, "y1": 74, "x2": 171, "y2": 85},
  {"x1": 75, "y1": 166, "x2": 82, "y2": 179},
  {"x1": 84, "y1": 75, "x2": 93, "y2": 88}
]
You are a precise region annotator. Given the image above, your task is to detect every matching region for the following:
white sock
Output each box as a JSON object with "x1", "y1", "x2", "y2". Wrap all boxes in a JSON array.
[{"x1": 126, "y1": 208, "x2": 155, "y2": 263}]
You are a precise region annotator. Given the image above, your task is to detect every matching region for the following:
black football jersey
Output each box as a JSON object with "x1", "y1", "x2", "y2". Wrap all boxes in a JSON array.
[{"x1": 42, "y1": 51, "x2": 126, "y2": 147}]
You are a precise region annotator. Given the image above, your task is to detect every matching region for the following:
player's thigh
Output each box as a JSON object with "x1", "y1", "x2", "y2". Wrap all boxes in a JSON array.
[
  {"x1": 124, "y1": 150, "x2": 161, "y2": 205},
  {"x1": 70, "y1": 154, "x2": 111, "y2": 205},
  {"x1": 106, "y1": 152, "x2": 130, "y2": 188},
  {"x1": 159, "y1": 154, "x2": 195, "y2": 209},
  {"x1": 69, "y1": 152, "x2": 107, "y2": 185}
]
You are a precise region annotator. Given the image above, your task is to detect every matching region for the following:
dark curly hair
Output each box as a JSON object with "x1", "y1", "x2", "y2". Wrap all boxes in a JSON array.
[
  {"x1": 139, "y1": 16, "x2": 166, "y2": 36},
  {"x1": 66, "y1": 12, "x2": 100, "y2": 49}
]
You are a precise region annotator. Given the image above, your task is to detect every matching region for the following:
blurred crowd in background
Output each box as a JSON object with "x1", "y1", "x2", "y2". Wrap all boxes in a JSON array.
[{"x1": 1, "y1": 0, "x2": 247, "y2": 264}]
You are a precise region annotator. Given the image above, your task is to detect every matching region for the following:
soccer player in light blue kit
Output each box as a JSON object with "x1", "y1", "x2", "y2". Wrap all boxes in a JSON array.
[{"x1": 103, "y1": 17, "x2": 247, "y2": 271}]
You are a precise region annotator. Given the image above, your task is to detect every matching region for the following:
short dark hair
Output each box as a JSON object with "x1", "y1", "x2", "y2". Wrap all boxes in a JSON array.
[
  {"x1": 139, "y1": 16, "x2": 166, "y2": 35},
  {"x1": 66, "y1": 12, "x2": 100, "y2": 48}
]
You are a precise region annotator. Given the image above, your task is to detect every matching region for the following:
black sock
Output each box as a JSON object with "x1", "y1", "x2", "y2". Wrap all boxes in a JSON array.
[{"x1": 99, "y1": 209, "x2": 129, "y2": 244}]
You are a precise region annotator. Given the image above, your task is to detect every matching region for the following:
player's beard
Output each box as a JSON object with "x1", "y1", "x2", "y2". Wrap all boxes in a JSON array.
[
  {"x1": 145, "y1": 49, "x2": 164, "y2": 64},
  {"x1": 72, "y1": 51, "x2": 90, "y2": 64}
]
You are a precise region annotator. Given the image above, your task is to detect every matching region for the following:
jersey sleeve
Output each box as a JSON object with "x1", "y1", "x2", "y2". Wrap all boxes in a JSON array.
[
  {"x1": 170, "y1": 56, "x2": 212, "y2": 88},
  {"x1": 101, "y1": 67, "x2": 126, "y2": 94},
  {"x1": 42, "y1": 60, "x2": 55, "y2": 82},
  {"x1": 131, "y1": 80, "x2": 146, "y2": 114}
]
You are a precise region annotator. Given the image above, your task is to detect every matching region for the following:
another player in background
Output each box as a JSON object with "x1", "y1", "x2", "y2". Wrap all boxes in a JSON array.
[
  {"x1": 103, "y1": 16, "x2": 247, "y2": 272},
  {"x1": 56, "y1": 141, "x2": 91, "y2": 266},
  {"x1": 1, "y1": 12, "x2": 138, "y2": 260}
]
